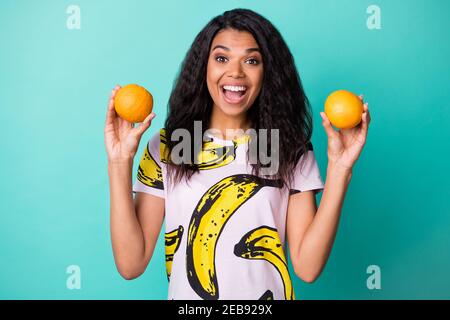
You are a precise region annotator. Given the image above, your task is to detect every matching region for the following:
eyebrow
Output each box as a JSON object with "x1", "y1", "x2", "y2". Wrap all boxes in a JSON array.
[{"x1": 212, "y1": 45, "x2": 260, "y2": 53}]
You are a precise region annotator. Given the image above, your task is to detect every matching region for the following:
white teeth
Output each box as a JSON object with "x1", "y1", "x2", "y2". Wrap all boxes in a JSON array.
[{"x1": 223, "y1": 85, "x2": 247, "y2": 92}]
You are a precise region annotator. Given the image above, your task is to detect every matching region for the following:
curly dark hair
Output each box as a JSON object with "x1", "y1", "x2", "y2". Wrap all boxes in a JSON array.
[{"x1": 164, "y1": 8, "x2": 313, "y2": 189}]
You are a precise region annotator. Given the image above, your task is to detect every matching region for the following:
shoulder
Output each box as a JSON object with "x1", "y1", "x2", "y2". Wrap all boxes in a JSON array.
[
  {"x1": 144, "y1": 128, "x2": 169, "y2": 164},
  {"x1": 145, "y1": 127, "x2": 166, "y2": 146},
  {"x1": 295, "y1": 142, "x2": 315, "y2": 167},
  {"x1": 148, "y1": 127, "x2": 166, "y2": 146}
]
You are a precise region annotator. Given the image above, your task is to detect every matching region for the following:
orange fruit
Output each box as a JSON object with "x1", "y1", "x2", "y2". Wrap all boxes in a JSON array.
[
  {"x1": 324, "y1": 90, "x2": 363, "y2": 129},
  {"x1": 114, "y1": 84, "x2": 153, "y2": 123}
]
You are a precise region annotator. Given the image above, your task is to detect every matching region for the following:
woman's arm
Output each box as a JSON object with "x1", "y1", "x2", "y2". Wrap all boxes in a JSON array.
[
  {"x1": 287, "y1": 95, "x2": 370, "y2": 283},
  {"x1": 108, "y1": 160, "x2": 165, "y2": 280},
  {"x1": 287, "y1": 164, "x2": 352, "y2": 283},
  {"x1": 105, "y1": 85, "x2": 161, "y2": 279}
]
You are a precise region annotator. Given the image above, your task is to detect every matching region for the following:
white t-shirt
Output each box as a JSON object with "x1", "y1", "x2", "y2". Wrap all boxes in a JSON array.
[{"x1": 132, "y1": 128, "x2": 325, "y2": 300}]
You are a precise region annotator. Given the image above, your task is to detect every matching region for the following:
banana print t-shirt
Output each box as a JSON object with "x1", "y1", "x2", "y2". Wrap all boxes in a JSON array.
[{"x1": 132, "y1": 128, "x2": 325, "y2": 300}]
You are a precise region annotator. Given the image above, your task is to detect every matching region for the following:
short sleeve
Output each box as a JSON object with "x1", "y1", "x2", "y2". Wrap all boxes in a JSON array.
[
  {"x1": 132, "y1": 129, "x2": 165, "y2": 199},
  {"x1": 289, "y1": 143, "x2": 325, "y2": 195}
]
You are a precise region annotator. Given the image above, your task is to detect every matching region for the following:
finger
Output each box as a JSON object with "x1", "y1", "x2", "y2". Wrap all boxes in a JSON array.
[
  {"x1": 111, "y1": 84, "x2": 122, "y2": 98},
  {"x1": 360, "y1": 103, "x2": 369, "y2": 137},
  {"x1": 365, "y1": 103, "x2": 371, "y2": 125},
  {"x1": 362, "y1": 103, "x2": 371, "y2": 125},
  {"x1": 320, "y1": 112, "x2": 338, "y2": 138},
  {"x1": 134, "y1": 112, "x2": 156, "y2": 136},
  {"x1": 358, "y1": 94, "x2": 364, "y2": 103},
  {"x1": 118, "y1": 115, "x2": 133, "y2": 131},
  {"x1": 105, "y1": 97, "x2": 117, "y2": 126}
]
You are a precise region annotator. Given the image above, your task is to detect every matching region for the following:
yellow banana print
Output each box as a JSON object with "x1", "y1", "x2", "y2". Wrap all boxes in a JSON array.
[
  {"x1": 159, "y1": 128, "x2": 170, "y2": 163},
  {"x1": 259, "y1": 290, "x2": 274, "y2": 300},
  {"x1": 165, "y1": 225, "x2": 184, "y2": 281},
  {"x1": 159, "y1": 128, "x2": 249, "y2": 169},
  {"x1": 234, "y1": 226, "x2": 295, "y2": 300},
  {"x1": 196, "y1": 139, "x2": 236, "y2": 170},
  {"x1": 186, "y1": 174, "x2": 283, "y2": 300},
  {"x1": 137, "y1": 143, "x2": 163, "y2": 190}
]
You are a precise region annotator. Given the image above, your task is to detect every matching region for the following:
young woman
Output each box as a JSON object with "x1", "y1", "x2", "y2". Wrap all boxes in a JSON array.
[{"x1": 104, "y1": 8, "x2": 371, "y2": 300}]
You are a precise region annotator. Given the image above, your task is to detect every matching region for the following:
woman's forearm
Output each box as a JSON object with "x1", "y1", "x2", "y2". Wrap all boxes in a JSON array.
[
  {"x1": 108, "y1": 159, "x2": 146, "y2": 279},
  {"x1": 295, "y1": 162, "x2": 352, "y2": 282}
]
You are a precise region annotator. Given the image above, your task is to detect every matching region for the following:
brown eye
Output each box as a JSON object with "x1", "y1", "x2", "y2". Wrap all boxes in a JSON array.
[
  {"x1": 246, "y1": 58, "x2": 260, "y2": 65},
  {"x1": 215, "y1": 56, "x2": 228, "y2": 63}
]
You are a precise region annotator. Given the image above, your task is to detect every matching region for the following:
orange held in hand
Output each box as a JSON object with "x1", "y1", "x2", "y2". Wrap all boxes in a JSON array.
[
  {"x1": 324, "y1": 90, "x2": 363, "y2": 129},
  {"x1": 114, "y1": 84, "x2": 153, "y2": 123}
]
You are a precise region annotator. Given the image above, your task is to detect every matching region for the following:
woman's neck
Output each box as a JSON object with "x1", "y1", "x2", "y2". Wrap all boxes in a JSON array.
[{"x1": 208, "y1": 105, "x2": 251, "y2": 140}]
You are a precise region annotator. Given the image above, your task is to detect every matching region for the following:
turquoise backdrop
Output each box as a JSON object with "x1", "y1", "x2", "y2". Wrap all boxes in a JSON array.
[{"x1": 1, "y1": 0, "x2": 449, "y2": 299}]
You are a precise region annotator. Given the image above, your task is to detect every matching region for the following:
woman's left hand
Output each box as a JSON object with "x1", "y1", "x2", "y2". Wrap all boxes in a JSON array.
[{"x1": 320, "y1": 95, "x2": 371, "y2": 170}]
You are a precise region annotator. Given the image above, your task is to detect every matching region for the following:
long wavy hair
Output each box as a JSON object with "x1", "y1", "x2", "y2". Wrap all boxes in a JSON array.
[{"x1": 164, "y1": 8, "x2": 313, "y2": 189}]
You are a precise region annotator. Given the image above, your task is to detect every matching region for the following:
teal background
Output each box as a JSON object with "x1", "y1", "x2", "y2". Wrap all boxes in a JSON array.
[{"x1": 1, "y1": 0, "x2": 449, "y2": 299}]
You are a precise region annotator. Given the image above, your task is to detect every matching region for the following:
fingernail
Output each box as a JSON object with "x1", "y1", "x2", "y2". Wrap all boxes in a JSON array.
[{"x1": 145, "y1": 114, "x2": 155, "y2": 123}]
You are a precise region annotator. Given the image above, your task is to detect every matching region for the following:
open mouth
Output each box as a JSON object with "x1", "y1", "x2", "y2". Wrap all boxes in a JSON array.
[{"x1": 221, "y1": 85, "x2": 248, "y2": 104}]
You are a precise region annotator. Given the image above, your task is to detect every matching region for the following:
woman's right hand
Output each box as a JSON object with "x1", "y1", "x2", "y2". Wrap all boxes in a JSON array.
[{"x1": 104, "y1": 84, "x2": 156, "y2": 163}]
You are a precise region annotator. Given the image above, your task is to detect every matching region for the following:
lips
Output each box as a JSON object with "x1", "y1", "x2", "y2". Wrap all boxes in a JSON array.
[{"x1": 220, "y1": 85, "x2": 248, "y2": 104}]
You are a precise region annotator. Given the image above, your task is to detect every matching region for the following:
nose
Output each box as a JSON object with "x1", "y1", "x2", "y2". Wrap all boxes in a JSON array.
[{"x1": 227, "y1": 60, "x2": 245, "y2": 78}]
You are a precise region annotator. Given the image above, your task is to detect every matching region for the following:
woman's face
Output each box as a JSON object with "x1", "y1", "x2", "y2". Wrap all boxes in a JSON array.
[{"x1": 206, "y1": 29, "x2": 264, "y2": 119}]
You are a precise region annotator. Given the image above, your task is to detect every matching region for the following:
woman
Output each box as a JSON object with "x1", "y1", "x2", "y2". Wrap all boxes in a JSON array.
[{"x1": 104, "y1": 8, "x2": 371, "y2": 300}]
